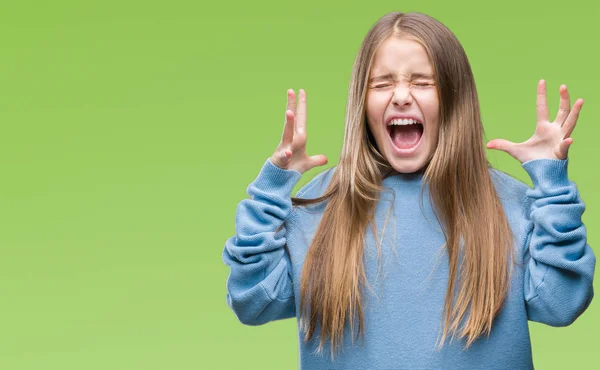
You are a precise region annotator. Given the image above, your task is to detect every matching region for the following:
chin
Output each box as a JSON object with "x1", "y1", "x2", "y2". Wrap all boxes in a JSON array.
[{"x1": 388, "y1": 157, "x2": 428, "y2": 174}]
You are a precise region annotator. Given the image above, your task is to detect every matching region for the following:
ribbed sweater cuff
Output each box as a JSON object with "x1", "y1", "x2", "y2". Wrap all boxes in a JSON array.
[
  {"x1": 253, "y1": 158, "x2": 303, "y2": 196},
  {"x1": 522, "y1": 158, "x2": 569, "y2": 190}
]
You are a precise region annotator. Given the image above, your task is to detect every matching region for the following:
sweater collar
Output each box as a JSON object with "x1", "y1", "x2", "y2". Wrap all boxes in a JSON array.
[{"x1": 382, "y1": 170, "x2": 425, "y2": 187}]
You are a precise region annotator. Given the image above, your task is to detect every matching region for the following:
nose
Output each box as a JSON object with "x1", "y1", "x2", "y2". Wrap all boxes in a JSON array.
[{"x1": 391, "y1": 84, "x2": 413, "y2": 107}]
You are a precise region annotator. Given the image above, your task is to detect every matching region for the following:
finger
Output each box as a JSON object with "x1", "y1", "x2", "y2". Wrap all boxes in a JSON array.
[
  {"x1": 274, "y1": 148, "x2": 293, "y2": 164},
  {"x1": 555, "y1": 84, "x2": 571, "y2": 125},
  {"x1": 536, "y1": 79, "x2": 549, "y2": 123},
  {"x1": 562, "y1": 98, "x2": 584, "y2": 138},
  {"x1": 286, "y1": 89, "x2": 297, "y2": 118},
  {"x1": 486, "y1": 138, "x2": 515, "y2": 152},
  {"x1": 308, "y1": 154, "x2": 328, "y2": 168},
  {"x1": 281, "y1": 109, "x2": 295, "y2": 147},
  {"x1": 295, "y1": 89, "x2": 307, "y2": 136},
  {"x1": 281, "y1": 89, "x2": 296, "y2": 146},
  {"x1": 558, "y1": 138, "x2": 574, "y2": 159},
  {"x1": 487, "y1": 138, "x2": 524, "y2": 162}
]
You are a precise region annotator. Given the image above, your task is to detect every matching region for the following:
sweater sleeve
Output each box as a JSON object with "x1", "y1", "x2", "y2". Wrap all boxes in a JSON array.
[
  {"x1": 522, "y1": 158, "x2": 596, "y2": 326},
  {"x1": 222, "y1": 158, "x2": 303, "y2": 325}
]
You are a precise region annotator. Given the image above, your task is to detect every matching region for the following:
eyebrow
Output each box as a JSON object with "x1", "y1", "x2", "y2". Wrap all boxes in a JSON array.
[{"x1": 368, "y1": 72, "x2": 435, "y2": 83}]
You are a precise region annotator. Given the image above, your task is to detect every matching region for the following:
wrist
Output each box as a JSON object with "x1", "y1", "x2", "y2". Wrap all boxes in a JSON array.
[{"x1": 522, "y1": 158, "x2": 569, "y2": 190}]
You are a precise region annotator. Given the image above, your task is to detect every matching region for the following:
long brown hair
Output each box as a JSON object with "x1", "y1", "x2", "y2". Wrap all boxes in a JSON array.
[{"x1": 293, "y1": 12, "x2": 514, "y2": 359}]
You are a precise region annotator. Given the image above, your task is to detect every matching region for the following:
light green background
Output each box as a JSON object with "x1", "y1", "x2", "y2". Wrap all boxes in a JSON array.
[{"x1": 0, "y1": 1, "x2": 597, "y2": 369}]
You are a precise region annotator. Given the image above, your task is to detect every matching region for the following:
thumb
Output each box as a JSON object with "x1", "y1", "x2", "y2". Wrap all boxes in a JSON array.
[
  {"x1": 486, "y1": 138, "x2": 515, "y2": 153},
  {"x1": 270, "y1": 148, "x2": 293, "y2": 169},
  {"x1": 557, "y1": 138, "x2": 573, "y2": 159},
  {"x1": 308, "y1": 154, "x2": 328, "y2": 168}
]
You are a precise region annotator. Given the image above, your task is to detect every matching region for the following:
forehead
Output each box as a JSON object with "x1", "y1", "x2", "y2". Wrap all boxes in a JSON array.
[{"x1": 370, "y1": 36, "x2": 433, "y2": 76}]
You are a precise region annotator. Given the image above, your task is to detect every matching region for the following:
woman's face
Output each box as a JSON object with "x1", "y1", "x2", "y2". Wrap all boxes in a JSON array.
[{"x1": 366, "y1": 36, "x2": 440, "y2": 174}]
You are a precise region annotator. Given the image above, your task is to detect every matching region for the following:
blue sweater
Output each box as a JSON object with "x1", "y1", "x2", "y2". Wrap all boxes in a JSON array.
[{"x1": 222, "y1": 158, "x2": 595, "y2": 369}]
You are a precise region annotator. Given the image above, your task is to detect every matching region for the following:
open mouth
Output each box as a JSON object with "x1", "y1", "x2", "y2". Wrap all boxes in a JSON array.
[{"x1": 386, "y1": 121, "x2": 424, "y2": 150}]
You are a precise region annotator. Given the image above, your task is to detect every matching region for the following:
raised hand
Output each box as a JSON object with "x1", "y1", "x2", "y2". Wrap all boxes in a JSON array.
[
  {"x1": 270, "y1": 89, "x2": 328, "y2": 174},
  {"x1": 486, "y1": 80, "x2": 584, "y2": 163}
]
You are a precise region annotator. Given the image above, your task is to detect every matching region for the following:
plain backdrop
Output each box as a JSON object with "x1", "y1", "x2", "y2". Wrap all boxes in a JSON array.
[{"x1": 0, "y1": 1, "x2": 598, "y2": 369}]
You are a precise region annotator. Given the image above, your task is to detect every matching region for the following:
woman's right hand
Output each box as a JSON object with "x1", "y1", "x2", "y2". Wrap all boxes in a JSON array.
[{"x1": 270, "y1": 89, "x2": 328, "y2": 174}]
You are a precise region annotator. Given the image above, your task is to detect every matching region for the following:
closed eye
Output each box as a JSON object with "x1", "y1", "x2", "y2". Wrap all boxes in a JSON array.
[{"x1": 371, "y1": 83, "x2": 434, "y2": 89}]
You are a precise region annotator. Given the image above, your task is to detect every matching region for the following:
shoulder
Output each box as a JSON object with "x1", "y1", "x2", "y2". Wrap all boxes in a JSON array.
[
  {"x1": 488, "y1": 167, "x2": 535, "y2": 252},
  {"x1": 488, "y1": 167, "x2": 533, "y2": 226},
  {"x1": 489, "y1": 167, "x2": 531, "y2": 205},
  {"x1": 294, "y1": 165, "x2": 337, "y2": 199},
  {"x1": 286, "y1": 166, "x2": 337, "y2": 244}
]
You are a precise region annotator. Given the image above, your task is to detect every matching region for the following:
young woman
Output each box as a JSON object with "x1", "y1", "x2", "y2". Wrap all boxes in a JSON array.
[{"x1": 222, "y1": 12, "x2": 595, "y2": 369}]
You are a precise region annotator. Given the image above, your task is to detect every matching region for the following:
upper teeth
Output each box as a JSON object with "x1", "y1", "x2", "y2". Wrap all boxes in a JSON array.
[{"x1": 388, "y1": 118, "x2": 421, "y2": 126}]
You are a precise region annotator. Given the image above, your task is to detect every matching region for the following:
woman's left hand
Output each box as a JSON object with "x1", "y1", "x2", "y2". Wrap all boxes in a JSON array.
[{"x1": 486, "y1": 79, "x2": 584, "y2": 163}]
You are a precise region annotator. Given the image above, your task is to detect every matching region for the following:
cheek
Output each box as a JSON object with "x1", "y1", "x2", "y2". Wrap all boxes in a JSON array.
[
  {"x1": 426, "y1": 120, "x2": 441, "y2": 150},
  {"x1": 415, "y1": 93, "x2": 439, "y2": 121},
  {"x1": 366, "y1": 95, "x2": 387, "y2": 130},
  {"x1": 366, "y1": 117, "x2": 385, "y2": 142},
  {"x1": 367, "y1": 92, "x2": 390, "y2": 113}
]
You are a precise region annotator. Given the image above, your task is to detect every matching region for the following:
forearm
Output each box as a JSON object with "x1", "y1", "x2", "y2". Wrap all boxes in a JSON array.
[
  {"x1": 222, "y1": 159, "x2": 302, "y2": 324},
  {"x1": 522, "y1": 158, "x2": 596, "y2": 326}
]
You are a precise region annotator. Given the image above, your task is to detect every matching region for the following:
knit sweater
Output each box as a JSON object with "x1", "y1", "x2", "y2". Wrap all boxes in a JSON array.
[{"x1": 222, "y1": 158, "x2": 595, "y2": 370}]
